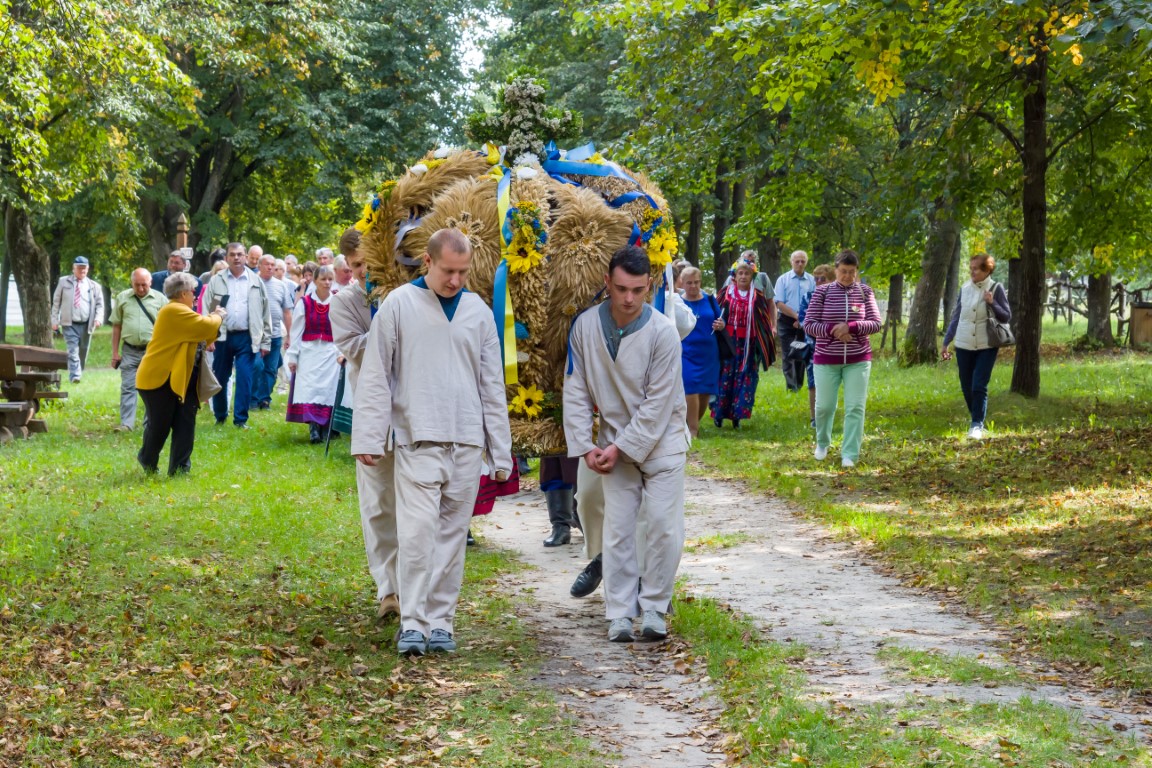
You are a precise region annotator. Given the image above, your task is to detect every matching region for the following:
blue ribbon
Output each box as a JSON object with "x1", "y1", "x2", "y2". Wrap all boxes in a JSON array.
[
  {"x1": 366, "y1": 278, "x2": 378, "y2": 318},
  {"x1": 542, "y1": 141, "x2": 660, "y2": 212},
  {"x1": 496, "y1": 167, "x2": 513, "y2": 246},
  {"x1": 653, "y1": 270, "x2": 668, "y2": 314},
  {"x1": 494, "y1": 258, "x2": 510, "y2": 362}
]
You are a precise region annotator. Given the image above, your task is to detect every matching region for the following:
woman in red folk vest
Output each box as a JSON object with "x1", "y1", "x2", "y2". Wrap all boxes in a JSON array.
[{"x1": 286, "y1": 265, "x2": 349, "y2": 443}]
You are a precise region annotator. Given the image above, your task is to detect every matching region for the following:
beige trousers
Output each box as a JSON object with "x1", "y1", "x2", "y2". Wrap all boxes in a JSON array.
[
  {"x1": 356, "y1": 450, "x2": 399, "y2": 601},
  {"x1": 576, "y1": 461, "x2": 647, "y2": 572},
  {"x1": 601, "y1": 452, "x2": 685, "y2": 620},
  {"x1": 394, "y1": 441, "x2": 482, "y2": 637}
]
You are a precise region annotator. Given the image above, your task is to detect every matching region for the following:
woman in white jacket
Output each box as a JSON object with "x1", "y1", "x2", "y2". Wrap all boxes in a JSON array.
[{"x1": 941, "y1": 253, "x2": 1013, "y2": 440}]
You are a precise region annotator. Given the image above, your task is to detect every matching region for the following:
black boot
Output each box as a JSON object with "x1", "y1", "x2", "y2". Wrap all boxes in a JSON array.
[
  {"x1": 570, "y1": 554, "x2": 603, "y2": 598},
  {"x1": 543, "y1": 524, "x2": 571, "y2": 547},
  {"x1": 543, "y1": 488, "x2": 574, "y2": 547},
  {"x1": 309, "y1": 424, "x2": 322, "y2": 444}
]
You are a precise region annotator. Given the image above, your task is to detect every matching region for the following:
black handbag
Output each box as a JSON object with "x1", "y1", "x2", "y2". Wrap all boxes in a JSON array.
[
  {"x1": 709, "y1": 295, "x2": 737, "y2": 361},
  {"x1": 986, "y1": 282, "x2": 1015, "y2": 347}
]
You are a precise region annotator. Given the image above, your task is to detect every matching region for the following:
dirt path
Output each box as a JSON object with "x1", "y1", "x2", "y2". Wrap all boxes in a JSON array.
[
  {"x1": 478, "y1": 495, "x2": 729, "y2": 767},
  {"x1": 477, "y1": 468, "x2": 1150, "y2": 758}
]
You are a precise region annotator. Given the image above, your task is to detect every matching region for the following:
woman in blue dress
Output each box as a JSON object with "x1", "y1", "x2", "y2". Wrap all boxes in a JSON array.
[{"x1": 678, "y1": 266, "x2": 724, "y2": 438}]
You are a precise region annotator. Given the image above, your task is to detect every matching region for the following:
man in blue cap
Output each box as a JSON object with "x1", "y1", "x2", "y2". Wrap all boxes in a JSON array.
[{"x1": 51, "y1": 256, "x2": 104, "y2": 383}]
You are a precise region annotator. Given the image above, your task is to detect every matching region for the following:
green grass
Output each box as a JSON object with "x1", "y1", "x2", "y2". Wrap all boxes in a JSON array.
[
  {"x1": 672, "y1": 594, "x2": 1150, "y2": 767},
  {"x1": 684, "y1": 531, "x2": 755, "y2": 552},
  {"x1": 0, "y1": 363, "x2": 605, "y2": 767},
  {"x1": 876, "y1": 644, "x2": 1024, "y2": 685},
  {"x1": 694, "y1": 316, "x2": 1152, "y2": 692}
]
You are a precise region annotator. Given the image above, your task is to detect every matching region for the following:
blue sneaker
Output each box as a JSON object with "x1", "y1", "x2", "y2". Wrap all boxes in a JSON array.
[
  {"x1": 397, "y1": 630, "x2": 427, "y2": 656},
  {"x1": 428, "y1": 628, "x2": 457, "y2": 653}
]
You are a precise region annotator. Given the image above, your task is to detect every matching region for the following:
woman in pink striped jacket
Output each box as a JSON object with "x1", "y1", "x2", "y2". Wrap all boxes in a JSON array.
[{"x1": 802, "y1": 250, "x2": 882, "y2": 468}]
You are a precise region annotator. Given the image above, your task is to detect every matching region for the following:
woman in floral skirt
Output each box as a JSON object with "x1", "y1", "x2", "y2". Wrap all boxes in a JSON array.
[{"x1": 711, "y1": 252, "x2": 776, "y2": 429}]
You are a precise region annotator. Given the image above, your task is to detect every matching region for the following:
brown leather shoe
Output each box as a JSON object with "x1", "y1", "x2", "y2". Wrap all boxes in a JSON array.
[{"x1": 377, "y1": 593, "x2": 400, "y2": 619}]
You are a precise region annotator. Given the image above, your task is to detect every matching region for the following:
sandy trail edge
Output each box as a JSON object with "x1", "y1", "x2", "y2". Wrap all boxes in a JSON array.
[{"x1": 477, "y1": 469, "x2": 1150, "y2": 761}]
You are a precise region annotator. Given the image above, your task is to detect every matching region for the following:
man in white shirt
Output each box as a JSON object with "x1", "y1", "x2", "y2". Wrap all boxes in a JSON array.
[
  {"x1": 332, "y1": 255, "x2": 354, "y2": 293},
  {"x1": 353, "y1": 228, "x2": 512, "y2": 656},
  {"x1": 251, "y1": 254, "x2": 294, "y2": 410},
  {"x1": 50, "y1": 256, "x2": 104, "y2": 383},
  {"x1": 201, "y1": 242, "x2": 272, "y2": 428},
  {"x1": 564, "y1": 245, "x2": 688, "y2": 644},
  {"x1": 773, "y1": 250, "x2": 817, "y2": 396}
]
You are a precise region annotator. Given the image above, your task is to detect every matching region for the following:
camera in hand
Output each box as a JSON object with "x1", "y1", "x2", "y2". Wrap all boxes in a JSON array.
[{"x1": 218, "y1": 294, "x2": 230, "y2": 308}]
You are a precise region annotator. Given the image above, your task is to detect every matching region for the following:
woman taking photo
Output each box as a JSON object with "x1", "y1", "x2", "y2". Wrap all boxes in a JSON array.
[
  {"x1": 941, "y1": 253, "x2": 1012, "y2": 440},
  {"x1": 678, "y1": 266, "x2": 724, "y2": 438},
  {"x1": 135, "y1": 273, "x2": 227, "y2": 475},
  {"x1": 803, "y1": 250, "x2": 882, "y2": 468},
  {"x1": 711, "y1": 251, "x2": 776, "y2": 430},
  {"x1": 286, "y1": 265, "x2": 344, "y2": 443}
]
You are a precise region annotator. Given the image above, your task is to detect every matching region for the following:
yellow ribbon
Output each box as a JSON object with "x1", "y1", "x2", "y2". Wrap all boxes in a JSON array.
[{"x1": 493, "y1": 162, "x2": 518, "y2": 385}]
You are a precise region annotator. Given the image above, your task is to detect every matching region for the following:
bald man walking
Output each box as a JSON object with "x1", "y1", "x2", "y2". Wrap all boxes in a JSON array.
[
  {"x1": 110, "y1": 268, "x2": 167, "y2": 432},
  {"x1": 353, "y1": 228, "x2": 512, "y2": 656}
]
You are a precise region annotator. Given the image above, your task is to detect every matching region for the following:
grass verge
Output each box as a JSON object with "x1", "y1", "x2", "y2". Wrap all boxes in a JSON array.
[
  {"x1": 672, "y1": 594, "x2": 1150, "y2": 767},
  {"x1": 876, "y1": 644, "x2": 1024, "y2": 686},
  {"x1": 0, "y1": 364, "x2": 603, "y2": 767},
  {"x1": 692, "y1": 318, "x2": 1152, "y2": 692}
]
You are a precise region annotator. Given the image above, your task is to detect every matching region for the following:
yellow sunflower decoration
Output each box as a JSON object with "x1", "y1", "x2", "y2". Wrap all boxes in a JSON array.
[{"x1": 509, "y1": 384, "x2": 545, "y2": 419}]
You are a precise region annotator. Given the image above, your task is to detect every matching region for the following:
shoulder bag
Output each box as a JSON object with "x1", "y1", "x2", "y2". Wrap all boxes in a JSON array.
[
  {"x1": 195, "y1": 343, "x2": 222, "y2": 404},
  {"x1": 709, "y1": 294, "x2": 737, "y2": 361},
  {"x1": 986, "y1": 282, "x2": 1015, "y2": 348}
]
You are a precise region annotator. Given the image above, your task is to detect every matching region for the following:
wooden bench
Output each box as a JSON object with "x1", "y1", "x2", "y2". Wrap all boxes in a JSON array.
[{"x1": 0, "y1": 344, "x2": 69, "y2": 439}]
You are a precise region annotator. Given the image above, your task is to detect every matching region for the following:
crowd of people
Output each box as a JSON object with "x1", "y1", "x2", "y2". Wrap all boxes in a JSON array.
[{"x1": 46, "y1": 232, "x2": 1011, "y2": 655}]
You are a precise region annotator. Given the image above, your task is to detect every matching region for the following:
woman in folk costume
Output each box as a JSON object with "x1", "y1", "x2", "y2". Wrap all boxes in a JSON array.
[
  {"x1": 711, "y1": 251, "x2": 776, "y2": 429},
  {"x1": 286, "y1": 265, "x2": 348, "y2": 443}
]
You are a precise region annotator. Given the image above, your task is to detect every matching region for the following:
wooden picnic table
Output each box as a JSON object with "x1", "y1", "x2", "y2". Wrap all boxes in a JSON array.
[{"x1": 0, "y1": 344, "x2": 69, "y2": 443}]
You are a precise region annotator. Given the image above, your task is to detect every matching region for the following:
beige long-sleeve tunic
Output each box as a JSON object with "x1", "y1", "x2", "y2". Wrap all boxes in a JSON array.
[
  {"x1": 329, "y1": 281, "x2": 371, "y2": 396},
  {"x1": 563, "y1": 307, "x2": 688, "y2": 464},
  {"x1": 351, "y1": 282, "x2": 512, "y2": 475}
]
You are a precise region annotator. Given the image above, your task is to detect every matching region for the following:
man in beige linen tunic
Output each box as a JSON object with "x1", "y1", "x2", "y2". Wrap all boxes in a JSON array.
[
  {"x1": 330, "y1": 230, "x2": 400, "y2": 620},
  {"x1": 563, "y1": 245, "x2": 688, "y2": 642},
  {"x1": 352, "y1": 229, "x2": 512, "y2": 656}
]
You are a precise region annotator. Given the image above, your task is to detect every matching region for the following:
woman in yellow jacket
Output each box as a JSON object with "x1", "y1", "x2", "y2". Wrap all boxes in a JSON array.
[{"x1": 136, "y1": 272, "x2": 226, "y2": 475}]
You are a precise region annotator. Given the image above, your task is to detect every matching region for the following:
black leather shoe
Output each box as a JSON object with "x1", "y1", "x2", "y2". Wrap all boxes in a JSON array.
[
  {"x1": 309, "y1": 424, "x2": 322, "y2": 444},
  {"x1": 570, "y1": 554, "x2": 602, "y2": 598},
  {"x1": 543, "y1": 525, "x2": 571, "y2": 547},
  {"x1": 466, "y1": 529, "x2": 476, "y2": 546}
]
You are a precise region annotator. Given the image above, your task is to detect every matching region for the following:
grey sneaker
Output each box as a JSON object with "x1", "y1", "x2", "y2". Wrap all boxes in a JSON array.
[
  {"x1": 396, "y1": 630, "x2": 427, "y2": 656},
  {"x1": 641, "y1": 610, "x2": 668, "y2": 640},
  {"x1": 427, "y1": 628, "x2": 457, "y2": 653},
  {"x1": 608, "y1": 617, "x2": 635, "y2": 643}
]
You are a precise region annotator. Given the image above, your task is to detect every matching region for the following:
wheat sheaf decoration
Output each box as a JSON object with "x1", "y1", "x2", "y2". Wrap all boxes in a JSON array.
[{"x1": 354, "y1": 76, "x2": 677, "y2": 456}]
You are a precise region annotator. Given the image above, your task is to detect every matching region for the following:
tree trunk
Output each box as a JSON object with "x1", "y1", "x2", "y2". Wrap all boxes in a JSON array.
[
  {"x1": 4, "y1": 202, "x2": 53, "y2": 348},
  {"x1": 1086, "y1": 271, "x2": 1114, "y2": 346},
  {"x1": 726, "y1": 156, "x2": 748, "y2": 266},
  {"x1": 941, "y1": 235, "x2": 961, "y2": 330},
  {"x1": 882, "y1": 273, "x2": 904, "y2": 352},
  {"x1": 1010, "y1": 44, "x2": 1048, "y2": 398},
  {"x1": 685, "y1": 200, "x2": 703, "y2": 267},
  {"x1": 711, "y1": 159, "x2": 731, "y2": 287},
  {"x1": 760, "y1": 237, "x2": 783, "y2": 286},
  {"x1": 902, "y1": 201, "x2": 959, "y2": 365},
  {"x1": 0, "y1": 240, "x2": 9, "y2": 342}
]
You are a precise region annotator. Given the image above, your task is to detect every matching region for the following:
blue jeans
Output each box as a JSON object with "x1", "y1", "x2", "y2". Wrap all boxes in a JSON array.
[
  {"x1": 212, "y1": 331, "x2": 254, "y2": 425},
  {"x1": 62, "y1": 323, "x2": 91, "y2": 381},
  {"x1": 250, "y1": 335, "x2": 282, "y2": 407},
  {"x1": 954, "y1": 347, "x2": 998, "y2": 428}
]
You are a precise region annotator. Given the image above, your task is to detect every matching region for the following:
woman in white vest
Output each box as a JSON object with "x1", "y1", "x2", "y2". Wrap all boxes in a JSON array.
[{"x1": 941, "y1": 253, "x2": 1012, "y2": 440}]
